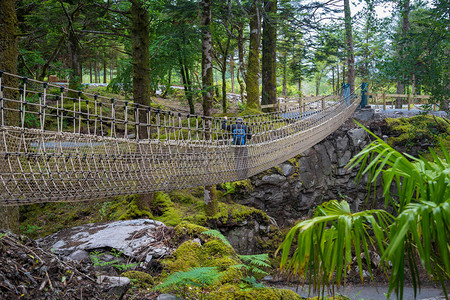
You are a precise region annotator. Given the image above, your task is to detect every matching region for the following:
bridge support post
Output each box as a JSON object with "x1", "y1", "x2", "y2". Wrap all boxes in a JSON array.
[{"x1": 360, "y1": 82, "x2": 368, "y2": 108}]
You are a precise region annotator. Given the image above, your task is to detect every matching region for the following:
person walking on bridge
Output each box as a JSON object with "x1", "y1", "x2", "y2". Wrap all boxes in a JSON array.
[{"x1": 222, "y1": 117, "x2": 252, "y2": 178}]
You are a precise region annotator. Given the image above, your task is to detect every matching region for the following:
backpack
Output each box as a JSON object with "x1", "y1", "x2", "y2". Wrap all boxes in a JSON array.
[{"x1": 233, "y1": 124, "x2": 246, "y2": 145}]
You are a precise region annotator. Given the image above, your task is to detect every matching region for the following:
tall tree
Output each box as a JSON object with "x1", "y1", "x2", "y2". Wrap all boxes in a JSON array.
[
  {"x1": 395, "y1": 0, "x2": 410, "y2": 108},
  {"x1": 58, "y1": 0, "x2": 85, "y2": 94},
  {"x1": 131, "y1": 0, "x2": 151, "y2": 130},
  {"x1": 261, "y1": 0, "x2": 277, "y2": 109},
  {"x1": 201, "y1": 0, "x2": 218, "y2": 216},
  {"x1": 344, "y1": 0, "x2": 355, "y2": 93},
  {"x1": 0, "y1": 0, "x2": 19, "y2": 232},
  {"x1": 246, "y1": 0, "x2": 262, "y2": 110}
]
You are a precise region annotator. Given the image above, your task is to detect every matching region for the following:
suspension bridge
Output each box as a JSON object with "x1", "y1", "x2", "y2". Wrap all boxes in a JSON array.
[{"x1": 0, "y1": 71, "x2": 359, "y2": 206}]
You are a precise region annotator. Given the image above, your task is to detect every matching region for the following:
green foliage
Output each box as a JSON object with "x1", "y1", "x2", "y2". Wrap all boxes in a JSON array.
[
  {"x1": 348, "y1": 121, "x2": 450, "y2": 299},
  {"x1": 99, "y1": 201, "x2": 112, "y2": 221},
  {"x1": 20, "y1": 224, "x2": 42, "y2": 236},
  {"x1": 90, "y1": 249, "x2": 138, "y2": 272},
  {"x1": 154, "y1": 267, "x2": 222, "y2": 291},
  {"x1": 201, "y1": 229, "x2": 232, "y2": 247},
  {"x1": 279, "y1": 121, "x2": 450, "y2": 300},
  {"x1": 277, "y1": 199, "x2": 391, "y2": 293},
  {"x1": 234, "y1": 253, "x2": 271, "y2": 278},
  {"x1": 107, "y1": 59, "x2": 133, "y2": 95}
]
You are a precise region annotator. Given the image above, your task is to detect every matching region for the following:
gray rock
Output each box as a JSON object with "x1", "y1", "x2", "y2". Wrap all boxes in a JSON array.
[
  {"x1": 157, "y1": 294, "x2": 183, "y2": 300},
  {"x1": 299, "y1": 171, "x2": 315, "y2": 190},
  {"x1": 338, "y1": 150, "x2": 352, "y2": 167},
  {"x1": 97, "y1": 275, "x2": 130, "y2": 297},
  {"x1": 250, "y1": 190, "x2": 266, "y2": 199},
  {"x1": 323, "y1": 140, "x2": 337, "y2": 163},
  {"x1": 348, "y1": 128, "x2": 368, "y2": 147},
  {"x1": 65, "y1": 249, "x2": 90, "y2": 262},
  {"x1": 353, "y1": 108, "x2": 375, "y2": 121},
  {"x1": 38, "y1": 219, "x2": 172, "y2": 260},
  {"x1": 336, "y1": 136, "x2": 349, "y2": 152},
  {"x1": 315, "y1": 144, "x2": 332, "y2": 176},
  {"x1": 261, "y1": 174, "x2": 286, "y2": 186},
  {"x1": 280, "y1": 163, "x2": 295, "y2": 177}
]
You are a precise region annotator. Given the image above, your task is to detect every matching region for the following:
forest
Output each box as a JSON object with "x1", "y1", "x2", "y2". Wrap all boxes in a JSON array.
[{"x1": 0, "y1": 0, "x2": 448, "y2": 114}]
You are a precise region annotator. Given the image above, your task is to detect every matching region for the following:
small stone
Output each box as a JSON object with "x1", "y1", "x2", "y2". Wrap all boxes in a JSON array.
[{"x1": 97, "y1": 275, "x2": 131, "y2": 297}]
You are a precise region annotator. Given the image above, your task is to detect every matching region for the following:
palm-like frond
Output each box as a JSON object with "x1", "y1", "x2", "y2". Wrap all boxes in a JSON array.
[
  {"x1": 347, "y1": 121, "x2": 450, "y2": 299},
  {"x1": 279, "y1": 122, "x2": 449, "y2": 299},
  {"x1": 277, "y1": 200, "x2": 392, "y2": 292}
]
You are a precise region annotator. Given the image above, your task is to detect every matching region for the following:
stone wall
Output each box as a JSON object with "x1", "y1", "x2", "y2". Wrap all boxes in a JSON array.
[{"x1": 236, "y1": 112, "x2": 385, "y2": 227}]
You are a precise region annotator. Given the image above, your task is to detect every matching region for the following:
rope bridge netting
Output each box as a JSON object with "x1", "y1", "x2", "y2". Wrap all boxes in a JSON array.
[{"x1": 0, "y1": 71, "x2": 359, "y2": 206}]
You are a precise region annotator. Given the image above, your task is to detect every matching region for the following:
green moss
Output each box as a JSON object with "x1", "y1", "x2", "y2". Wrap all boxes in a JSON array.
[
  {"x1": 19, "y1": 200, "x2": 117, "y2": 239},
  {"x1": 221, "y1": 180, "x2": 253, "y2": 197},
  {"x1": 151, "y1": 192, "x2": 183, "y2": 226},
  {"x1": 386, "y1": 115, "x2": 450, "y2": 152},
  {"x1": 218, "y1": 268, "x2": 244, "y2": 284},
  {"x1": 163, "y1": 238, "x2": 240, "y2": 274},
  {"x1": 121, "y1": 270, "x2": 154, "y2": 289},
  {"x1": 173, "y1": 221, "x2": 208, "y2": 241},
  {"x1": 207, "y1": 284, "x2": 302, "y2": 300},
  {"x1": 239, "y1": 108, "x2": 263, "y2": 116},
  {"x1": 207, "y1": 202, "x2": 270, "y2": 227},
  {"x1": 112, "y1": 195, "x2": 153, "y2": 220},
  {"x1": 169, "y1": 191, "x2": 198, "y2": 204}
]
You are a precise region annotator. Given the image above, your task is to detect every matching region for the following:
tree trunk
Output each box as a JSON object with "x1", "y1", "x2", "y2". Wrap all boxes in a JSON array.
[
  {"x1": 396, "y1": 0, "x2": 410, "y2": 109},
  {"x1": 67, "y1": 25, "x2": 82, "y2": 94},
  {"x1": 230, "y1": 54, "x2": 235, "y2": 93},
  {"x1": 180, "y1": 60, "x2": 194, "y2": 114},
  {"x1": 261, "y1": 0, "x2": 277, "y2": 109},
  {"x1": 90, "y1": 61, "x2": 93, "y2": 83},
  {"x1": 344, "y1": 0, "x2": 355, "y2": 93},
  {"x1": 332, "y1": 66, "x2": 335, "y2": 94},
  {"x1": 131, "y1": 0, "x2": 151, "y2": 107},
  {"x1": 131, "y1": 0, "x2": 153, "y2": 208},
  {"x1": 103, "y1": 57, "x2": 107, "y2": 83},
  {"x1": 201, "y1": 0, "x2": 218, "y2": 216},
  {"x1": 342, "y1": 61, "x2": 345, "y2": 85},
  {"x1": 94, "y1": 59, "x2": 98, "y2": 83},
  {"x1": 201, "y1": 0, "x2": 214, "y2": 117},
  {"x1": 0, "y1": 0, "x2": 20, "y2": 233},
  {"x1": 282, "y1": 52, "x2": 288, "y2": 100},
  {"x1": 237, "y1": 24, "x2": 246, "y2": 102},
  {"x1": 221, "y1": 65, "x2": 227, "y2": 113},
  {"x1": 315, "y1": 78, "x2": 320, "y2": 96},
  {"x1": 246, "y1": 0, "x2": 262, "y2": 110},
  {"x1": 337, "y1": 63, "x2": 340, "y2": 91}
]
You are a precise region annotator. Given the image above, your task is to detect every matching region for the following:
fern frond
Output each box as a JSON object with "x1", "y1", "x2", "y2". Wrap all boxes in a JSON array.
[
  {"x1": 238, "y1": 254, "x2": 271, "y2": 268},
  {"x1": 201, "y1": 229, "x2": 232, "y2": 247},
  {"x1": 153, "y1": 267, "x2": 222, "y2": 291}
]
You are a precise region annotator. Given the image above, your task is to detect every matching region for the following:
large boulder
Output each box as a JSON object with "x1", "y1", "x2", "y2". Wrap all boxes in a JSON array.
[{"x1": 37, "y1": 219, "x2": 172, "y2": 261}]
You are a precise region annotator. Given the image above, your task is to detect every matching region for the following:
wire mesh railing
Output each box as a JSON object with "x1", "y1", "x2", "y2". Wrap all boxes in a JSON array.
[{"x1": 0, "y1": 71, "x2": 359, "y2": 205}]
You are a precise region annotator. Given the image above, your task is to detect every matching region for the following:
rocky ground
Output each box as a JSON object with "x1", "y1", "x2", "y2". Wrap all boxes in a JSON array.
[{"x1": 0, "y1": 231, "x2": 109, "y2": 299}]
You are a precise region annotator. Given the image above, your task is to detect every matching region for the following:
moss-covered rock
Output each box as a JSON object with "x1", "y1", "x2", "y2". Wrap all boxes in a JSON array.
[
  {"x1": 385, "y1": 115, "x2": 450, "y2": 155},
  {"x1": 121, "y1": 270, "x2": 154, "y2": 289},
  {"x1": 114, "y1": 195, "x2": 153, "y2": 220},
  {"x1": 207, "y1": 284, "x2": 302, "y2": 300},
  {"x1": 163, "y1": 238, "x2": 240, "y2": 274},
  {"x1": 173, "y1": 221, "x2": 208, "y2": 244}
]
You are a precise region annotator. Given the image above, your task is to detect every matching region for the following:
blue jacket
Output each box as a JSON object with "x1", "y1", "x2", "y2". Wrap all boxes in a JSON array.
[{"x1": 222, "y1": 121, "x2": 252, "y2": 145}]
